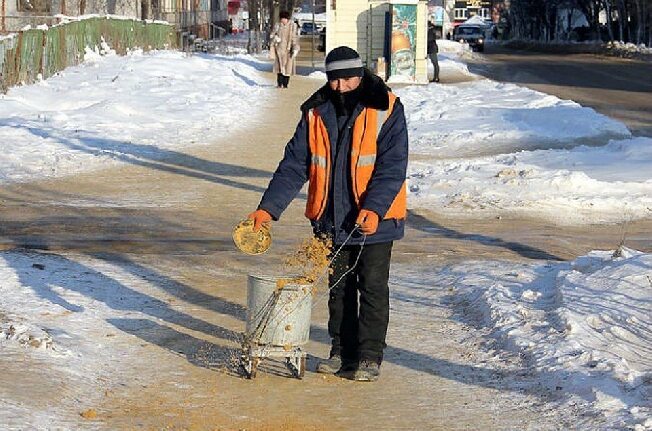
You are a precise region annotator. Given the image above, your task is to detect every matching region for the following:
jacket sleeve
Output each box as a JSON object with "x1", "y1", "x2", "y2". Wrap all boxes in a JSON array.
[
  {"x1": 361, "y1": 98, "x2": 408, "y2": 218},
  {"x1": 257, "y1": 115, "x2": 310, "y2": 220}
]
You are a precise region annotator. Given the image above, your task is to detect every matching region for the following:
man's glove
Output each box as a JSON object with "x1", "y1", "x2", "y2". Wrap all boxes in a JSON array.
[
  {"x1": 247, "y1": 209, "x2": 272, "y2": 232},
  {"x1": 356, "y1": 209, "x2": 379, "y2": 235}
]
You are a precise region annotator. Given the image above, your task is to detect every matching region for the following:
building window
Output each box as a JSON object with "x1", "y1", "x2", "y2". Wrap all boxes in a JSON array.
[
  {"x1": 17, "y1": 0, "x2": 51, "y2": 12},
  {"x1": 454, "y1": 8, "x2": 467, "y2": 20},
  {"x1": 481, "y1": 8, "x2": 490, "y2": 19}
]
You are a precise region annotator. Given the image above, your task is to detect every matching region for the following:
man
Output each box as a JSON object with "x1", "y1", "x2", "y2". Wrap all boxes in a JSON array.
[
  {"x1": 247, "y1": 46, "x2": 408, "y2": 382},
  {"x1": 427, "y1": 19, "x2": 440, "y2": 82}
]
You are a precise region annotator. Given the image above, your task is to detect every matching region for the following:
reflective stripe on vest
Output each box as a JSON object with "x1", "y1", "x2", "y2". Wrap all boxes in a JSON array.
[
  {"x1": 311, "y1": 154, "x2": 327, "y2": 168},
  {"x1": 305, "y1": 108, "x2": 331, "y2": 220},
  {"x1": 305, "y1": 92, "x2": 407, "y2": 221}
]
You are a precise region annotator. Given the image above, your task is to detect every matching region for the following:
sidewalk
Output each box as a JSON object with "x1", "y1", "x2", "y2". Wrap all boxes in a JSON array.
[{"x1": 1, "y1": 68, "x2": 645, "y2": 430}]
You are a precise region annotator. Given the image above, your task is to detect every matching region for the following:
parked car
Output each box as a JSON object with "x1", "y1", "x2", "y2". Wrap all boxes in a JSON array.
[
  {"x1": 453, "y1": 25, "x2": 485, "y2": 52},
  {"x1": 300, "y1": 22, "x2": 318, "y2": 35}
]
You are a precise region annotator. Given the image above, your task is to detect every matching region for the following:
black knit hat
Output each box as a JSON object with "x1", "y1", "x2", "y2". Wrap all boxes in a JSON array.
[{"x1": 325, "y1": 46, "x2": 364, "y2": 80}]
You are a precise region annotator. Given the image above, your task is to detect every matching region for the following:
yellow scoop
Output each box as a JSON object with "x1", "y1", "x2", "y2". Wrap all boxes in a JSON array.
[{"x1": 232, "y1": 219, "x2": 272, "y2": 255}]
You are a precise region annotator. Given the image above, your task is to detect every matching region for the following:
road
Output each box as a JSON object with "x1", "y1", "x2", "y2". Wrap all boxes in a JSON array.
[{"x1": 465, "y1": 44, "x2": 652, "y2": 136}]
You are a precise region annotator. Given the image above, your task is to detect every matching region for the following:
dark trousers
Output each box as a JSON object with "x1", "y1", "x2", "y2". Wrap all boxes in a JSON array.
[
  {"x1": 429, "y1": 53, "x2": 440, "y2": 81},
  {"x1": 276, "y1": 73, "x2": 290, "y2": 88},
  {"x1": 328, "y1": 241, "x2": 393, "y2": 365}
]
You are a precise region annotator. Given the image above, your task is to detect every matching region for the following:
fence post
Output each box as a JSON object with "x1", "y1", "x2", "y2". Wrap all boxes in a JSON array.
[{"x1": 40, "y1": 29, "x2": 46, "y2": 77}]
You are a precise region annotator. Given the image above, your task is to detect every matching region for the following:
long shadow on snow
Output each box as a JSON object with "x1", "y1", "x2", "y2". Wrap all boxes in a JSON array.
[
  {"x1": 107, "y1": 318, "x2": 242, "y2": 375},
  {"x1": 3, "y1": 251, "x2": 240, "y2": 342},
  {"x1": 202, "y1": 53, "x2": 324, "y2": 77},
  {"x1": 196, "y1": 53, "x2": 272, "y2": 73},
  {"x1": 3, "y1": 120, "x2": 275, "y2": 196},
  {"x1": 93, "y1": 252, "x2": 246, "y2": 320}
]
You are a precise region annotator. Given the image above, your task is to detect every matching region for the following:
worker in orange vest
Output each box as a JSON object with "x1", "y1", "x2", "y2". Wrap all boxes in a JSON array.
[{"x1": 247, "y1": 46, "x2": 408, "y2": 382}]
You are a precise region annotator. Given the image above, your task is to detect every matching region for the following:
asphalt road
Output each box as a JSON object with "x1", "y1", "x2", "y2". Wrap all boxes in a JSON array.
[{"x1": 465, "y1": 44, "x2": 652, "y2": 136}]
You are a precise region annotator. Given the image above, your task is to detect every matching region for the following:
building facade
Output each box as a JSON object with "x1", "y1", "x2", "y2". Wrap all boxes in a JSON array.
[{"x1": 451, "y1": 0, "x2": 492, "y2": 26}]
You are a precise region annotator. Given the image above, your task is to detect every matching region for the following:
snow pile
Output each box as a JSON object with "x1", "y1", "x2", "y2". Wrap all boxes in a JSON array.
[
  {"x1": 396, "y1": 75, "x2": 652, "y2": 224},
  {"x1": 435, "y1": 40, "x2": 476, "y2": 77},
  {"x1": 437, "y1": 55, "x2": 475, "y2": 77},
  {"x1": 461, "y1": 15, "x2": 492, "y2": 28},
  {"x1": 397, "y1": 80, "x2": 630, "y2": 157},
  {"x1": 0, "y1": 322, "x2": 55, "y2": 350},
  {"x1": 83, "y1": 36, "x2": 116, "y2": 59},
  {"x1": 307, "y1": 70, "x2": 327, "y2": 80},
  {"x1": 447, "y1": 248, "x2": 652, "y2": 430},
  {"x1": 407, "y1": 137, "x2": 652, "y2": 224},
  {"x1": 606, "y1": 41, "x2": 652, "y2": 55},
  {"x1": 0, "y1": 49, "x2": 272, "y2": 184}
]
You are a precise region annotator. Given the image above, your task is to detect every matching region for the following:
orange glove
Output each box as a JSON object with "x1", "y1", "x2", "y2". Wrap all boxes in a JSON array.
[
  {"x1": 247, "y1": 209, "x2": 272, "y2": 232},
  {"x1": 356, "y1": 209, "x2": 379, "y2": 235}
]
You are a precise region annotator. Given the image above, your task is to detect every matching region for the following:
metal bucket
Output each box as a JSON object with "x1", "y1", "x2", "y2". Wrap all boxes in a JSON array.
[{"x1": 245, "y1": 274, "x2": 312, "y2": 347}]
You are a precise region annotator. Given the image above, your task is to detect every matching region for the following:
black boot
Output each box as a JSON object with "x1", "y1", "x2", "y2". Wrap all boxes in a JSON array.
[
  {"x1": 316, "y1": 354, "x2": 342, "y2": 374},
  {"x1": 353, "y1": 360, "x2": 380, "y2": 382}
]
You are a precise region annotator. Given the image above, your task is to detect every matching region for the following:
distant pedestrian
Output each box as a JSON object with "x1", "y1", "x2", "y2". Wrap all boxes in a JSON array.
[
  {"x1": 270, "y1": 11, "x2": 300, "y2": 89},
  {"x1": 427, "y1": 19, "x2": 440, "y2": 82}
]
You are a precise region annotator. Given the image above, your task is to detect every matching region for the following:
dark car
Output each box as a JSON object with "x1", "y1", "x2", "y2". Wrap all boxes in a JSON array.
[
  {"x1": 453, "y1": 25, "x2": 485, "y2": 52},
  {"x1": 300, "y1": 22, "x2": 317, "y2": 35}
]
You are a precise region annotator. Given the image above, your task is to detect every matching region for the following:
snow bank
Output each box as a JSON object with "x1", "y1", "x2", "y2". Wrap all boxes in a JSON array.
[
  {"x1": 396, "y1": 80, "x2": 630, "y2": 158},
  {"x1": 407, "y1": 137, "x2": 652, "y2": 224},
  {"x1": 397, "y1": 66, "x2": 651, "y2": 224},
  {"x1": 606, "y1": 41, "x2": 652, "y2": 55},
  {"x1": 0, "y1": 49, "x2": 272, "y2": 184},
  {"x1": 446, "y1": 248, "x2": 652, "y2": 430}
]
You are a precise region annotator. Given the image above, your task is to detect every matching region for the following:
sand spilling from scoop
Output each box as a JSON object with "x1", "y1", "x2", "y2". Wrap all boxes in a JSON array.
[{"x1": 277, "y1": 235, "x2": 333, "y2": 292}]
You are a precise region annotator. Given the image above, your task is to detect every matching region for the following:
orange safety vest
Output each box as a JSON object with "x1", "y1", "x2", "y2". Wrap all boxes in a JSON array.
[{"x1": 305, "y1": 92, "x2": 407, "y2": 221}]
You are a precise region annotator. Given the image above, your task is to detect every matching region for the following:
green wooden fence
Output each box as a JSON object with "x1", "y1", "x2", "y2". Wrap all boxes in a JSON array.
[{"x1": 0, "y1": 17, "x2": 178, "y2": 92}]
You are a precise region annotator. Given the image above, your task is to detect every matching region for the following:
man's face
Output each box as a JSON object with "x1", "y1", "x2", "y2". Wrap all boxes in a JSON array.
[
  {"x1": 329, "y1": 76, "x2": 362, "y2": 93},
  {"x1": 280, "y1": 17, "x2": 289, "y2": 24}
]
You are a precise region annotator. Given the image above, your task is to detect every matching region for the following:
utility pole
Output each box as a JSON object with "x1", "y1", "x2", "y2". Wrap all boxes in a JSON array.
[{"x1": 311, "y1": 0, "x2": 315, "y2": 67}]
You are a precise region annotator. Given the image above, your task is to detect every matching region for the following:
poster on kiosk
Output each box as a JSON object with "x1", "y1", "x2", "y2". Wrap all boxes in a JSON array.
[{"x1": 389, "y1": 3, "x2": 417, "y2": 81}]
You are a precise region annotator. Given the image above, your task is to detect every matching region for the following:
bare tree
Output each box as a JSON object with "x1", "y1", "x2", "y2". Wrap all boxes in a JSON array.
[
  {"x1": 507, "y1": 0, "x2": 651, "y2": 44},
  {"x1": 279, "y1": 0, "x2": 296, "y2": 13},
  {"x1": 249, "y1": 0, "x2": 263, "y2": 53}
]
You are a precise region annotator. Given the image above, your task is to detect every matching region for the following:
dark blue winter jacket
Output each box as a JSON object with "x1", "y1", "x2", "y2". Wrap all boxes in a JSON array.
[{"x1": 258, "y1": 69, "x2": 408, "y2": 246}]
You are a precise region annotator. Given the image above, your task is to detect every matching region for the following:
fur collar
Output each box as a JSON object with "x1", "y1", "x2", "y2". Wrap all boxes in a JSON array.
[{"x1": 300, "y1": 68, "x2": 391, "y2": 112}]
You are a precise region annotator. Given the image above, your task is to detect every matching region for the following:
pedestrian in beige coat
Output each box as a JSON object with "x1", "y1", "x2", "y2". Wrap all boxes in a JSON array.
[{"x1": 270, "y1": 11, "x2": 300, "y2": 88}]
